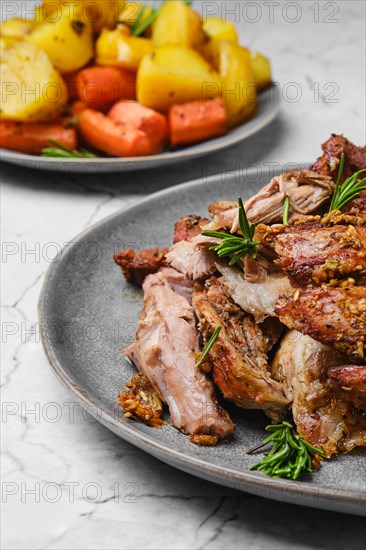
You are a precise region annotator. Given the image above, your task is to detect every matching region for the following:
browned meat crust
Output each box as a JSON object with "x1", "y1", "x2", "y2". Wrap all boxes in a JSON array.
[
  {"x1": 275, "y1": 286, "x2": 366, "y2": 361},
  {"x1": 272, "y1": 331, "x2": 366, "y2": 456},
  {"x1": 173, "y1": 215, "x2": 209, "y2": 244},
  {"x1": 114, "y1": 247, "x2": 168, "y2": 286},
  {"x1": 208, "y1": 201, "x2": 237, "y2": 219},
  {"x1": 269, "y1": 223, "x2": 366, "y2": 286},
  {"x1": 343, "y1": 190, "x2": 366, "y2": 218},
  {"x1": 328, "y1": 365, "x2": 366, "y2": 410},
  {"x1": 310, "y1": 134, "x2": 366, "y2": 182},
  {"x1": 193, "y1": 278, "x2": 289, "y2": 420},
  {"x1": 118, "y1": 372, "x2": 165, "y2": 427}
]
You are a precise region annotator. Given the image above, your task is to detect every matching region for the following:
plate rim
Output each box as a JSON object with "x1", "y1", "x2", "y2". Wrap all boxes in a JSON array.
[
  {"x1": 38, "y1": 167, "x2": 366, "y2": 516},
  {"x1": 1, "y1": 85, "x2": 280, "y2": 166}
]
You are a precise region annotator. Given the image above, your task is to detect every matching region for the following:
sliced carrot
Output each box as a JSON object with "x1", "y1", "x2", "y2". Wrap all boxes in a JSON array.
[
  {"x1": 0, "y1": 120, "x2": 77, "y2": 154},
  {"x1": 62, "y1": 71, "x2": 79, "y2": 101},
  {"x1": 78, "y1": 109, "x2": 154, "y2": 157},
  {"x1": 108, "y1": 101, "x2": 168, "y2": 154},
  {"x1": 76, "y1": 66, "x2": 136, "y2": 111},
  {"x1": 168, "y1": 97, "x2": 227, "y2": 147},
  {"x1": 70, "y1": 100, "x2": 88, "y2": 116}
]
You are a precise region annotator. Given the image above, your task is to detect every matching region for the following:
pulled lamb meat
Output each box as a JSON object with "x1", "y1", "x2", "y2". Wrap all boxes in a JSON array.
[
  {"x1": 173, "y1": 214, "x2": 209, "y2": 243},
  {"x1": 275, "y1": 286, "x2": 366, "y2": 362},
  {"x1": 114, "y1": 247, "x2": 167, "y2": 286},
  {"x1": 217, "y1": 263, "x2": 292, "y2": 323},
  {"x1": 262, "y1": 220, "x2": 366, "y2": 287},
  {"x1": 272, "y1": 330, "x2": 366, "y2": 456},
  {"x1": 204, "y1": 170, "x2": 333, "y2": 232},
  {"x1": 343, "y1": 191, "x2": 366, "y2": 218},
  {"x1": 165, "y1": 235, "x2": 217, "y2": 280},
  {"x1": 310, "y1": 134, "x2": 366, "y2": 182},
  {"x1": 328, "y1": 365, "x2": 366, "y2": 411},
  {"x1": 157, "y1": 267, "x2": 194, "y2": 303},
  {"x1": 124, "y1": 271, "x2": 234, "y2": 442},
  {"x1": 114, "y1": 215, "x2": 210, "y2": 286},
  {"x1": 193, "y1": 278, "x2": 289, "y2": 420}
]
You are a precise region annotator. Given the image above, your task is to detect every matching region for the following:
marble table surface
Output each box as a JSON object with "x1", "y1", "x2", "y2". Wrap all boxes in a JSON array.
[{"x1": 1, "y1": 1, "x2": 366, "y2": 548}]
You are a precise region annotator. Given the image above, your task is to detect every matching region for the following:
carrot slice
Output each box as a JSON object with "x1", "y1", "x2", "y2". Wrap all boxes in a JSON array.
[
  {"x1": 168, "y1": 97, "x2": 227, "y2": 147},
  {"x1": 70, "y1": 100, "x2": 88, "y2": 116},
  {"x1": 78, "y1": 109, "x2": 154, "y2": 157},
  {"x1": 62, "y1": 71, "x2": 79, "y2": 101},
  {"x1": 108, "y1": 100, "x2": 168, "y2": 154},
  {"x1": 76, "y1": 66, "x2": 136, "y2": 111},
  {"x1": 0, "y1": 120, "x2": 77, "y2": 154}
]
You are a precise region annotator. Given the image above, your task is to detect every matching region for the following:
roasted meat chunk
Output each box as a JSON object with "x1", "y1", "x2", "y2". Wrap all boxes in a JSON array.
[
  {"x1": 114, "y1": 247, "x2": 167, "y2": 286},
  {"x1": 205, "y1": 171, "x2": 333, "y2": 232},
  {"x1": 173, "y1": 215, "x2": 209, "y2": 244},
  {"x1": 125, "y1": 271, "x2": 234, "y2": 441},
  {"x1": 193, "y1": 278, "x2": 289, "y2": 420},
  {"x1": 328, "y1": 365, "x2": 366, "y2": 410},
  {"x1": 272, "y1": 331, "x2": 366, "y2": 456},
  {"x1": 343, "y1": 191, "x2": 366, "y2": 219},
  {"x1": 310, "y1": 134, "x2": 366, "y2": 182},
  {"x1": 264, "y1": 222, "x2": 366, "y2": 286},
  {"x1": 217, "y1": 263, "x2": 292, "y2": 323},
  {"x1": 157, "y1": 267, "x2": 194, "y2": 302},
  {"x1": 275, "y1": 286, "x2": 366, "y2": 361},
  {"x1": 165, "y1": 235, "x2": 217, "y2": 280}
]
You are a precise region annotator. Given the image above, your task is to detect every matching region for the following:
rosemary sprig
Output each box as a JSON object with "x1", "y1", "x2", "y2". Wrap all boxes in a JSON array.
[
  {"x1": 195, "y1": 327, "x2": 221, "y2": 368},
  {"x1": 131, "y1": 5, "x2": 158, "y2": 36},
  {"x1": 329, "y1": 153, "x2": 366, "y2": 212},
  {"x1": 42, "y1": 140, "x2": 96, "y2": 159},
  {"x1": 282, "y1": 196, "x2": 290, "y2": 225},
  {"x1": 130, "y1": 1, "x2": 193, "y2": 37},
  {"x1": 249, "y1": 421, "x2": 324, "y2": 480},
  {"x1": 202, "y1": 197, "x2": 260, "y2": 266}
]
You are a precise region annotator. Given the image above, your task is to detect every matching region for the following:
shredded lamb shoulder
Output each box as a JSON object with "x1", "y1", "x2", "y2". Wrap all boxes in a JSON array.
[
  {"x1": 124, "y1": 271, "x2": 234, "y2": 441},
  {"x1": 261, "y1": 219, "x2": 366, "y2": 287},
  {"x1": 275, "y1": 286, "x2": 366, "y2": 362},
  {"x1": 272, "y1": 330, "x2": 366, "y2": 456},
  {"x1": 205, "y1": 170, "x2": 334, "y2": 232},
  {"x1": 115, "y1": 134, "x2": 366, "y2": 458},
  {"x1": 193, "y1": 278, "x2": 289, "y2": 420}
]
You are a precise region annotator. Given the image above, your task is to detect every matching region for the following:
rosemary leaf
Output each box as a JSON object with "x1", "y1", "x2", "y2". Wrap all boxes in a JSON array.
[
  {"x1": 201, "y1": 197, "x2": 259, "y2": 266},
  {"x1": 42, "y1": 140, "x2": 96, "y2": 159},
  {"x1": 131, "y1": 5, "x2": 158, "y2": 36},
  {"x1": 249, "y1": 421, "x2": 324, "y2": 480},
  {"x1": 195, "y1": 327, "x2": 221, "y2": 368},
  {"x1": 328, "y1": 153, "x2": 366, "y2": 212}
]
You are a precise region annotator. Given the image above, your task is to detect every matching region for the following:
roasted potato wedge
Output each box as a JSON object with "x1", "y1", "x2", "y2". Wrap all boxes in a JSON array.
[
  {"x1": 0, "y1": 42, "x2": 68, "y2": 121},
  {"x1": 137, "y1": 45, "x2": 221, "y2": 113},
  {"x1": 83, "y1": 1, "x2": 125, "y2": 33},
  {"x1": 250, "y1": 51, "x2": 272, "y2": 91},
  {"x1": 96, "y1": 28, "x2": 154, "y2": 71},
  {"x1": 35, "y1": 0, "x2": 124, "y2": 32},
  {"x1": 207, "y1": 40, "x2": 257, "y2": 127},
  {"x1": 151, "y1": 0, "x2": 205, "y2": 51},
  {"x1": 0, "y1": 18, "x2": 34, "y2": 41},
  {"x1": 202, "y1": 16, "x2": 238, "y2": 43},
  {"x1": 27, "y1": 3, "x2": 93, "y2": 72}
]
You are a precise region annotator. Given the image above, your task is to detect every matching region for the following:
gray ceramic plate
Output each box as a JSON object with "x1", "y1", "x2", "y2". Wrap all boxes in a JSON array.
[
  {"x1": 1, "y1": 86, "x2": 279, "y2": 173},
  {"x1": 39, "y1": 166, "x2": 366, "y2": 516}
]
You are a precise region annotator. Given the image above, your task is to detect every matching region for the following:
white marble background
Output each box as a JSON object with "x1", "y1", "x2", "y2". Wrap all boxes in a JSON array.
[{"x1": 1, "y1": 1, "x2": 366, "y2": 548}]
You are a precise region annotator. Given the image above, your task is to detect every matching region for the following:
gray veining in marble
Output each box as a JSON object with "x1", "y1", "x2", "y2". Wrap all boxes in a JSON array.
[{"x1": 1, "y1": 1, "x2": 366, "y2": 548}]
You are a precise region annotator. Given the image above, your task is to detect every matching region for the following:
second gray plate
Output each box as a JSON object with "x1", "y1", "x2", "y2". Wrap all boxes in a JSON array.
[
  {"x1": 1, "y1": 86, "x2": 280, "y2": 173},
  {"x1": 39, "y1": 165, "x2": 366, "y2": 516}
]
